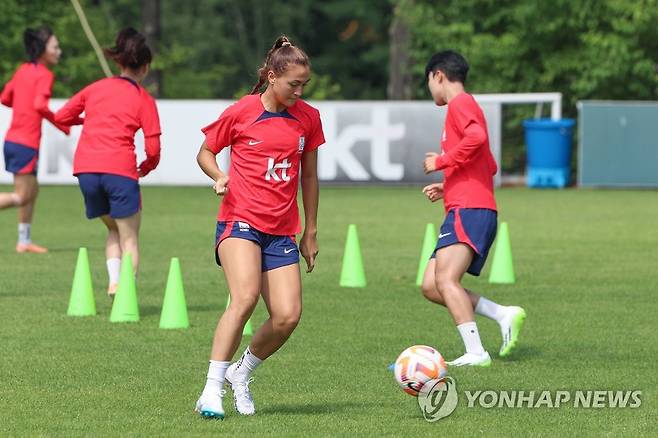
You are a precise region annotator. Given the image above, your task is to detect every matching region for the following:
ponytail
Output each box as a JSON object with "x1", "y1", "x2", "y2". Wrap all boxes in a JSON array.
[
  {"x1": 250, "y1": 35, "x2": 309, "y2": 94},
  {"x1": 104, "y1": 27, "x2": 152, "y2": 69}
]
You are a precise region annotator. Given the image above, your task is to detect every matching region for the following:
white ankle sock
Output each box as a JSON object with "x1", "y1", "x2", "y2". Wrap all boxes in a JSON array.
[
  {"x1": 457, "y1": 322, "x2": 486, "y2": 355},
  {"x1": 202, "y1": 360, "x2": 229, "y2": 396},
  {"x1": 475, "y1": 297, "x2": 508, "y2": 323},
  {"x1": 232, "y1": 347, "x2": 263, "y2": 380},
  {"x1": 106, "y1": 258, "x2": 121, "y2": 285},
  {"x1": 18, "y1": 223, "x2": 31, "y2": 244}
]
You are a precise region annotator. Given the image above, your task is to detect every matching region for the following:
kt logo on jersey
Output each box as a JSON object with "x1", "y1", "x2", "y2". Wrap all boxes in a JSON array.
[{"x1": 265, "y1": 158, "x2": 292, "y2": 182}]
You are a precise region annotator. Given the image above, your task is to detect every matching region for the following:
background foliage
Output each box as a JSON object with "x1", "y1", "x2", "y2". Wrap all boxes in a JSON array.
[{"x1": 1, "y1": 0, "x2": 657, "y2": 172}]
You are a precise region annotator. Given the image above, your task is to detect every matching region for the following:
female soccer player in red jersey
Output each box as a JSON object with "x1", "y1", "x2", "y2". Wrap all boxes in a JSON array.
[
  {"x1": 54, "y1": 28, "x2": 161, "y2": 298},
  {"x1": 195, "y1": 35, "x2": 324, "y2": 419},
  {"x1": 421, "y1": 50, "x2": 525, "y2": 367},
  {"x1": 0, "y1": 26, "x2": 70, "y2": 253}
]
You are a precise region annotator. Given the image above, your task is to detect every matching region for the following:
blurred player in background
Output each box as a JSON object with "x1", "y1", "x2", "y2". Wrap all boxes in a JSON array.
[
  {"x1": 55, "y1": 27, "x2": 161, "y2": 298},
  {"x1": 421, "y1": 50, "x2": 526, "y2": 367},
  {"x1": 0, "y1": 26, "x2": 70, "y2": 253},
  {"x1": 195, "y1": 35, "x2": 324, "y2": 419}
]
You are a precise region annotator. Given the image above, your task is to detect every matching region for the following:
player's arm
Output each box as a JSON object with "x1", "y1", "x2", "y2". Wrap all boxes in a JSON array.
[
  {"x1": 0, "y1": 78, "x2": 14, "y2": 107},
  {"x1": 34, "y1": 75, "x2": 74, "y2": 134},
  {"x1": 300, "y1": 148, "x2": 319, "y2": 273},
  {"x1": 424, "y1": 115, "x2": 487, "y2": 173},
  {"x1": 138, "y1": 135, "x2": 161, "y2": 177},
  {"x1": 137, "y1": 97, "x2": 161, "y2": 177},
  {"x1": 197, "y1": 141, "x2": 229, "y2": 196},
  {"x1": 53, "y1": 88, "x2": 86, "y2": 127}
]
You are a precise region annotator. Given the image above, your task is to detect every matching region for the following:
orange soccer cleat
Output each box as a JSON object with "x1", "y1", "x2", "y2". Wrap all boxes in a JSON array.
[{"x1": 16, "y1": 242, "x2": 49, "y2": 254}]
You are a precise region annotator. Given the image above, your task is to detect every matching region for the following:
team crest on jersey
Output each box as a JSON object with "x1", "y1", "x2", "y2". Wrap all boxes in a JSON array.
[{"x1": 298, "y1": 136, "x2": 305, "y2": 153}]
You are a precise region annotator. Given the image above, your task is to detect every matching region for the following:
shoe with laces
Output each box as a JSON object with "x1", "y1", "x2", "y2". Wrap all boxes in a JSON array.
[
  {"x1": 225, "y1": 364, "x2": 256, "y2": 415},
  {"x1": 195, "y1": 390, "x2": 226, "y2": 420}
]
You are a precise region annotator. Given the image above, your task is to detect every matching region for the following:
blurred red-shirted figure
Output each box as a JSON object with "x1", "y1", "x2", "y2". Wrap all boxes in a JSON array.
[
  {"x1": 0, "y1": 26, "x2": 70, "y2": 253},
  {"x1": 55, "y1": 27, "x2": 161, "y2": 298}
]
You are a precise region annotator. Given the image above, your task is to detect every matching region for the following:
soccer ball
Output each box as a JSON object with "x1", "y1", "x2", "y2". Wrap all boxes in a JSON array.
[{"x1": 394, "y1": 345, "x2": 448, "y2": 396}]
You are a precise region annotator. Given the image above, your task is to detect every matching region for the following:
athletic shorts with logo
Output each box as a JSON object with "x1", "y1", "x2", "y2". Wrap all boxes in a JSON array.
[
  {"x1": 431, "y1": 208, "x2": 497, "y2": 276},
  {"x1": 215, "y1": 221, "x2": 299, "y2": 272}
]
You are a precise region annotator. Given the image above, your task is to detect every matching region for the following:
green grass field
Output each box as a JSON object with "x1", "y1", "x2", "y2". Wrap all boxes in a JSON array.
[{"x1": 0, "y1": 185, "x2": 656, "y2": 436}]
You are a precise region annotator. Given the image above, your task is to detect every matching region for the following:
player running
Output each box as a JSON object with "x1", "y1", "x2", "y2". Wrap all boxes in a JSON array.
[
  {"x1": 421, "y1": 50, "x2": 526, "y2": 367},
  {"x1": 194, "y1": 35, "x2": 324, "y2": 419},
  {"x1": 54, "y1": 27, "x2": 161, "y2": 298},
  {"x1": 0, "y1": 26, "x2": 70, "y2": 253}
]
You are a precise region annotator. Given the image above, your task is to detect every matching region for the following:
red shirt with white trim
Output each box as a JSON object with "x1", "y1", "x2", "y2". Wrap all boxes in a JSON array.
[
  {"x1": 55, "y1": 76, "x2": 161, "y2": 180},
  {"x1": 434, "y1": 93, "x2": 497, "y2": 212},
  {"x1": 202, "y1": 94, "x2": 325, "y2": 235},
  {"x1": 1, "y1": 62, "x2": 63, "y2": 149}
]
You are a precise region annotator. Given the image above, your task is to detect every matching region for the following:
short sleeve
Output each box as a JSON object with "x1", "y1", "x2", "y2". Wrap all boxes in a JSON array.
[
  {"x1": 304, "y1": 108, "x2": 325, "y2": 153},
  {"x1": 201, "y1": 104, "x2": 238, "y2": 154},
  {"x1": 139, "y1": 94, "x2": 161, "y2": 138}
]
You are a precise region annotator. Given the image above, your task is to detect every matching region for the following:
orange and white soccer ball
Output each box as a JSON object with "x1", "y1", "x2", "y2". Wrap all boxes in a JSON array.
[{"x1": 394, "y1": 345, "x2": 448, "y2": 396}]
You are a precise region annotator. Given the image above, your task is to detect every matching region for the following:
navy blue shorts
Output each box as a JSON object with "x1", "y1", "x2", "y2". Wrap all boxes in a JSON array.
[
  {"x1": 77, "y1": 173, "x2": 141, "y2": 219},
  {"x1": 4, "y1": 141, "x2": 38, "y2": 175},
  {"x1": 431, "y1": 208, "x2": 497, "y2": 276},
  {"x1": 215, "y1": 221, "x2": 299, "y2": 272}
]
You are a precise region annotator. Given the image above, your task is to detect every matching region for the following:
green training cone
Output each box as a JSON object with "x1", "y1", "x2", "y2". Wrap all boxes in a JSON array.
[
  {"x1": 339, "y1": 224, "x2": 366, "y2": 287},
  {"x1": 415, "y1": 223, "x2": 437, "y2": 286},
  {"x1": 67, "y1": 248, "x2": 96, "y2": 316},
  {"x1": 159, "y1": 258, "x2": 189, "y2": 329},
  {"x1": 489, "y1": 222, "x2": 516, "y2": 284},
  {"x1": 225, "y1": 295, "x2": 253, "y2": 336},
  {"x1": 110, "y1": 253, "x2": 140, "y2": 322}
]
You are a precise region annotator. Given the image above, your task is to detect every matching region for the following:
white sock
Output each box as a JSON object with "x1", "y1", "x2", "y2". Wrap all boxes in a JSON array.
[
  {"x1": 232, "y1": 347, "x2": 263, "y2": 381},
  {"x1": 106, "y1": 258, "x2": 121, "y2": 285},
  {"x1": 18, "y1": 223, "x2": 31, "y2": 244},
  {"x1": 202, "y1": 360, "x2": 229, "y2": 396},
  {"x1": 475, "y1": 297, "x2": 508, "y2": 324},
  {"x1": 457, "y1": 322, "x2": 486, "y2": 355}
]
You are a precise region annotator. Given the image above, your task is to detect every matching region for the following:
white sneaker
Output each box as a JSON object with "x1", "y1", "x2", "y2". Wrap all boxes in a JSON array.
[
  {"x1": 448, "y1": 351, "x2": 492, "y2": 367},
  {"x1": 225, "y1": 364, "x2": 256, "y2": 415},
  {"x1": 195, "y1": 390, "x2": 226, "y2": 420}
]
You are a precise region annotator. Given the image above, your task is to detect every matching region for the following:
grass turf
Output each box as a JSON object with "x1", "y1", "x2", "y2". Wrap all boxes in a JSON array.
[{"x1": 0, "y1": 185, "x2": 656, "y2": 436}]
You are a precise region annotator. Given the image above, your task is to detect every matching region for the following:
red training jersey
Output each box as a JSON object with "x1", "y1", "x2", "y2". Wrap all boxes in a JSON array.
[
  {"x1": 1, "y1": 62, "x2": 65, "y2": 149},
  {"x1": 202, "y1": 94, "x2": 325, "y2": 236},
  {"x1": 55, "y1": 77, "x2": 161, "y2": 180},
  {"x1": 434, "y1": 92, "x2": 497, "y2": 212}
]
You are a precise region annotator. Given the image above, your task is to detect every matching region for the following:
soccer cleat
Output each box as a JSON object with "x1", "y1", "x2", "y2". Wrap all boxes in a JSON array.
[
  {"x1": 16, "y1": 242, "x2": 48, "y2": 253},
  {"x1": 448, "y1": 351, "x2": 492, "y2": 367},
  {"x1": 499, "y1": 306, "x2": 527, "y2": 357},
  {"x1": 195, "y1": 390, "x2": 226, "y2": 420},
  {"x1": 225, "y1": 364, "x2": 256, "y2": 415},
  {"x1": 107, "y1": 283, "x2": 118, "y2": 300}
]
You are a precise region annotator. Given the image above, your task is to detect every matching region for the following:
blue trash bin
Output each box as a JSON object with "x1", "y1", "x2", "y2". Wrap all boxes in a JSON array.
[{"x1": 523, "y1": 118, "x2": 575, "y2": 188}]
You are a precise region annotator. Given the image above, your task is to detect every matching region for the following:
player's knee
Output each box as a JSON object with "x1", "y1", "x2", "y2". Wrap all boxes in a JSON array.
[
  {"x1": 272, "y1": 309, "x2": 301, "y2": 334},
  {"x1": 10, "y1": 193, "x2": 24, "y2": 206},
  {"x1": 227, "y1": 294, "x2": 258, "y2": 319},
  {"x1": 435, "y1": 276, "x2": 458, "y2": 296},
  {"x1": 420, "y1": 281, "x2": 434, "y2": 301},
  {"x1": 421, "y1": 282, "x2": 444, "y2": 305}
]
